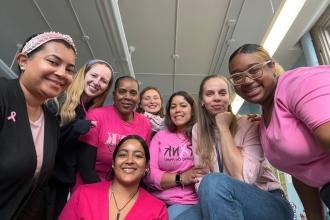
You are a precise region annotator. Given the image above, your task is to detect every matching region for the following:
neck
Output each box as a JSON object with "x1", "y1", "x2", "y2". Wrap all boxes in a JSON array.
[
  {"x1": 19, "y1": 80, "x2": 44, "y2": 121},
  {"x1": 111, "y1": 179, "x2": 139, "y2": 196},
  {"x1": 117, "y1": 110, "x2": 133, "y2": 122},
  {"x1": 81, "y1": 92, "x2": 92, "y2": 104},
  {"x1": 261, "y1": 78, "x2": 278, "y2": 124}
]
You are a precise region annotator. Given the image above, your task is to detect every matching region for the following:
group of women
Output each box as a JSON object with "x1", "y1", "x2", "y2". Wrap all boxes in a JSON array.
[{"x1": 0, "y1": 31, "x2": 329, "y2": 220}]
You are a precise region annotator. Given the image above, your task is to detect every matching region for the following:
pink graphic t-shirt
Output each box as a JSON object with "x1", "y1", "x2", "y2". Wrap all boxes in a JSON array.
[
  {"x1": 76, "y1": 105, "x2": 151, "y2": 188},
  {"x1": 147, "y1": 129, "x2": 198, "y2": 205},
  {"x1": 260, "y1": 65, "x2": 330, "y2": 187}
]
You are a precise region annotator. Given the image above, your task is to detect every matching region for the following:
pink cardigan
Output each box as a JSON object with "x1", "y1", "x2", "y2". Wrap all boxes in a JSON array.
[{"x1": 59, "y1": 181, "x2": 168, "y2": 220}]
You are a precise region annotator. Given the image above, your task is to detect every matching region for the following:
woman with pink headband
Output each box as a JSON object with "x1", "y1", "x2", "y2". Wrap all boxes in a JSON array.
[{"x1": 0, "y1": 31, "x2": 77, "y2": 220}]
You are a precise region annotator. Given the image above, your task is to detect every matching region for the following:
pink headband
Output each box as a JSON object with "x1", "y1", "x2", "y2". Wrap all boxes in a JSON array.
[{"x1": 22, "y1": 31, "x2": 77, "y2": 55}]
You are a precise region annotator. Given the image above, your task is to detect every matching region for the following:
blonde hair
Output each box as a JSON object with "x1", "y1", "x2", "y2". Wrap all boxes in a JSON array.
[
  {"x1": 59, "y1": 60, "x2": 113, "y2": 126},
  {"x1": 196, "y1": 75, "x2": 237, "y2": 170},
  {"x1": 229, "y1": 44, "x2": 284, "y2": 76}
]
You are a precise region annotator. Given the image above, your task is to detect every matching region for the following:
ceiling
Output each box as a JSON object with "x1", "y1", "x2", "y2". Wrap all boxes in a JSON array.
[{"x1": 0, "y1": 0, "x2": 329, "y2": 103}]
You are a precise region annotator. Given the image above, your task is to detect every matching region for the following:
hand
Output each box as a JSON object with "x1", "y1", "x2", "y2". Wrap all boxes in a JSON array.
[
  {"x1": 73, "y1": 119, "x2": 93, "y2": 135},
  {"x1": 215, "y1": 112, "x2": 234, "y2": 130},
  {"x1": 247, "y1": 113, "x2": 261, "y2": 122},
  {"x1": 181, "y1": 166, "x2": 209, "y2": 185}
]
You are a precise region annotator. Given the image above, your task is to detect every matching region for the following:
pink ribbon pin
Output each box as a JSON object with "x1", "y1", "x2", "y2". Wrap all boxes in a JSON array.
[{"x1": 7, "y1": 111, "x2": 16, "y2": 122}]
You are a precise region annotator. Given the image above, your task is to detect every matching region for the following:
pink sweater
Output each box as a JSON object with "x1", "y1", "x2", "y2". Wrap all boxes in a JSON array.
[
  {"x1": 193, "y1": 117, "x2": 281, "y2": 191},
  {"x1": 59, "y1": 181, "x2": 168, "y2": 220},
  {"x1": 147, "y1": 129, "x2": 198, "y2": 205}
]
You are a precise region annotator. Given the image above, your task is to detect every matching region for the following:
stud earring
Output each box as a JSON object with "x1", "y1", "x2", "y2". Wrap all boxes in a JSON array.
[{"x1": 20, "y1": 66, "x2": 25, "y2": 71}]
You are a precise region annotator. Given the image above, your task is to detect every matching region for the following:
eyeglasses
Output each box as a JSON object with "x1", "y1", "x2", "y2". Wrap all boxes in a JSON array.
[{"x1": 228, "y1": 60, "x2": 271, "y2": 85}]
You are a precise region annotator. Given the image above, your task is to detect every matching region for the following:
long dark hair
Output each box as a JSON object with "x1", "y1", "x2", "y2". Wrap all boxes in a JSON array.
[{"x1": 165, "y1": 91, "x2": 196, "y2": 140}]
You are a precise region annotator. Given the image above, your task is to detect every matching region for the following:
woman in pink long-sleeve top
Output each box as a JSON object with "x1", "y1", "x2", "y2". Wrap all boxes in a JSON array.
[
  {"x1": 176, "y1": 75, "x2": 293, "y2": 220},
  {"x1": 59, "y1": 135, "x2": 168, "y2": 220},
  {"x1": 146, "y1": 91, "x2": 207, "y2": 220}
]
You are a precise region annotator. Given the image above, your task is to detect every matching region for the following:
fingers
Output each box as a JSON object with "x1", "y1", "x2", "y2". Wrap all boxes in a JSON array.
[{"x1": 90, "y1": 120, "x2": 97, "y2": 127}]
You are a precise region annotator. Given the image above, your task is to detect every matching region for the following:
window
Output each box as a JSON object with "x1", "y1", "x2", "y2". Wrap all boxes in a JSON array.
[{"x1": 311, "y1": 4, "x2": 330, "y2": 64}]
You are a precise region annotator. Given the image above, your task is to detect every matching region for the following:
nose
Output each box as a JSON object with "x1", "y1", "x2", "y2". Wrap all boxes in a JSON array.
[
  {"x1": 174, "y1": 106, "x2": 182, "y2": 113},
  {"x1": 54, "y1": 66, "x2": 66, "y2": 77},
  {"x1": 241, "y1": 76, "x2": 254, "y2": 85},
  {"x1": 126, "y1": 153, "x2": 134, "y2": 163},
  {"x1": 93, "y1": 78, "x2": 101, "y2": 87}
]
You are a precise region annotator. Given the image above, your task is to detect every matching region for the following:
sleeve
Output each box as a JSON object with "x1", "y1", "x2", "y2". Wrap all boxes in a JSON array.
[
  {"x1": 240, "y1": 120, "x2": 264, "y2": 184},
  {"x1": 60, "y1": 119, "x2": 92, "y2": 146},
  {"x1": 79, "y1": 109, "x2": 100, "y2": 147},
  {"x1": 144, "y1": 119, "x2": 152, "y2": 145},
  {"x1": 191, "y1": 125, "x2": 204, "y2": 191},
  {"x1": 158, "y1": 203, "x2": 169, "y2": 220},
  {"x1": 287, "y1": 68, "x2": 330, "y2": 131},
  {"x1": 146, "y1": 132, "x2": 166, "y2": 190},
  {"x1": 58, "y1": 187, "x2": 82, "y2": 220},
  {"x1": 78, "y1": 142, "x2": 101, "y2": 183}
]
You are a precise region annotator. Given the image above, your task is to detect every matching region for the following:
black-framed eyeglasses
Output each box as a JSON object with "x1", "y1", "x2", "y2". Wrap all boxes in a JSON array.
[{"x1": 228, "y1": 60, "x2": 271, "y2": 85}]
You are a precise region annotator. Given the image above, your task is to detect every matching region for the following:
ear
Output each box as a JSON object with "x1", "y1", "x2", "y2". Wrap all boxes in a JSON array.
[{"x1": 16, "y1": 53, "x2": 29, "y2": 70}]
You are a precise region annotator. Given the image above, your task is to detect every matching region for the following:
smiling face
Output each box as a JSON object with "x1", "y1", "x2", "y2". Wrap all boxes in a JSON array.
[
  {"x1": 17, "y1": 41, "x2": 76, "y2": 101},
  {"x1": 113, "y1": 138, "x2": 148, "y2": 186},
  {"x1": 169, "y1": 95, "x2": 192, "y2": 131},
  {"x1": 140, "y1": 89, "x2": 162, "y2": 114},
  {"x1": 229, "y1": 52, "x2": 276, "y2": 105},
  {"x1": 201, "y1": 77, "x2": 230, "y2": 117},
  {"x1": 83, "y1": 63, "x2": 112, "y2": 100},
  {"x1": 113, "y1": 78, "x2": 139, "y2": 119}
]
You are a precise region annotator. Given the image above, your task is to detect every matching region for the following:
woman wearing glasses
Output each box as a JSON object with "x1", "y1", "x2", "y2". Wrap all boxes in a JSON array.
[
  {"x1": 228, "y1": 44, "x2": 330, "y2": 220},
  {"x1": 176, "y1": 75, "x2": 293, "y2": 220}
]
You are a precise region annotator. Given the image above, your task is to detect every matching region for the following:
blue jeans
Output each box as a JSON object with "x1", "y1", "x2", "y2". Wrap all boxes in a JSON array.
[
  {"x1": 176, "y1": 173, "x2": 293, "y2": 220},
  {"x1": 168, "y1": 204, "x2": 193, "y2": 220}
]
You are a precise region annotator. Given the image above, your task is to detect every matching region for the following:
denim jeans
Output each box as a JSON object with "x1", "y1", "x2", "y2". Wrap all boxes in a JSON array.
[
  {"x1": 168, "y1": 204, "x2": 193, "y2": 220},
  {"x1": 176, "y1": 173, "x2": 293, "y2": 220}
]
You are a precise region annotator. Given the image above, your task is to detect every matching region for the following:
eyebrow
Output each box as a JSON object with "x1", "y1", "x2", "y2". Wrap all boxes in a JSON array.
[
  {"x1": 47, "y1": 54, "x2": 75, "y2": 69},
  {"x1": 118, "y1": 149, "x2": 145, "y2": 154}
]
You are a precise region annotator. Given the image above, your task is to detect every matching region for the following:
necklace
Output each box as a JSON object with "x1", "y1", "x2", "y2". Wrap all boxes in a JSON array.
[
  {"x1": 80, "y1": 99, "x2": 87, "y2": 114},
  {"x1": 111, "y1": 188, "x2": 139, "y2": 220}
]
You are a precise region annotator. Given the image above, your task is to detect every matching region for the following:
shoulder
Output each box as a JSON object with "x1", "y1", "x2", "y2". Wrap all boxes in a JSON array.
[
  {"x1": 135, "y1": 112, "x2": 150, "y2": 122},
  {"x1": 192, "y1": 123, "x2": 198, "y2": 134},
  {"x1": 139, "y1": 188, "x2": 166, "y2": 207},
  {"x1": 152, "y1": 129, "x2": 175, "y2": 140},
  {"x1": 236, "y1": 116, "x2": 259, "y2": 133},
  {"x1": 0, "y1": 78, "x2": 18, "y2": 95},
  {"x1": 76, "y1": 181, "x2": 110, "y2": 195},
  {"x1": 278, "y1": 65, "x2": 330, "y2": 90},
  {"x1": 86, "y1": 105, "x2": 113, "y2": 118}
]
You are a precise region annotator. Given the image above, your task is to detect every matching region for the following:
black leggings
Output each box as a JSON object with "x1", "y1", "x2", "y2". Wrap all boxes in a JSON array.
[{"x1": 321, "y1": 182, "x2": 330, "y2": 209}]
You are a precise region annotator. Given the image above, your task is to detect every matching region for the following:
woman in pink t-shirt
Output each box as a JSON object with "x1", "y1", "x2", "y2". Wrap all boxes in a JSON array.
[
  {"x1": 59, "y1": 135, "x2": 168, "y2": 220},
  {"x1": 176, "y1": 75, "x2": 293, "y2": 220},
  {"x1": 75, "y1": 76, "x2": 151, "y2": 190},
  {"x1": 147, "y1": 91, "x2": 207, "y2": 220},
  {"x1": 228, "y1": 44, "x2": 330, "y2": 220}
]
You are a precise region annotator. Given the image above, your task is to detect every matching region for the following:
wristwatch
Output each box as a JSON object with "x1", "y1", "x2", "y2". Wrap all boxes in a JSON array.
[{"x1": 175, "y1": 173, "x2": 182, "y2": 186}]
